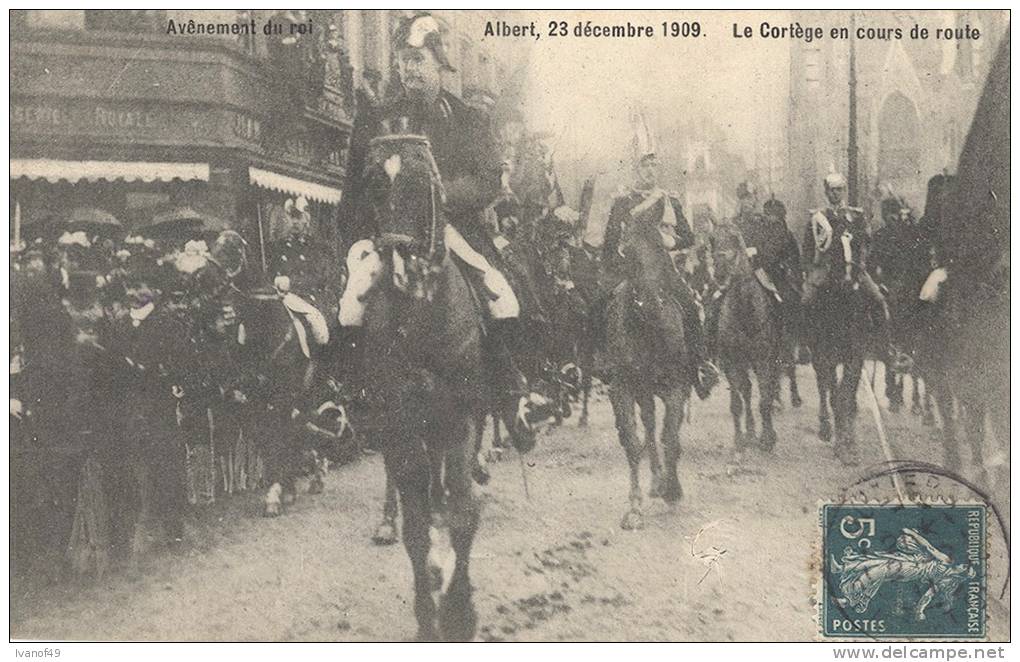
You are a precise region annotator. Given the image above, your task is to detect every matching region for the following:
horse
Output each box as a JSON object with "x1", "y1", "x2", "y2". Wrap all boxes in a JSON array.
[
  {"x1": 345, "y1": 129, "x2": 499, "y2": 640},
  {"x1": 802, "y1": 252, "x2": 875, "y2": 466},
  {"x1": 915, "y1": 31, "x2": 1009, "y2": 498},
  {"x1": 709, "y1": 222, "x2": 782, "y2": 455},
  {"x1": 604, "y1": 216, "x2": 690, "y2": 530},
  {"x1": 230, "y1": 281, "x2": 332, "y2": 517}
]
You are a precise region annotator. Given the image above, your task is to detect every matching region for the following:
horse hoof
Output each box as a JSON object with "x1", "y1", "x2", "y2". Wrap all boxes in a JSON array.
[
  {"x1": 923, "y1": 411, "x2": 936, "y2": 427},
  {"x1": 888, "y1": 400, "x2": 901, "y2": 413},
  {"x1": 791, "y1": 393, "x2": 803, "y2": 408},
  {"x1": 282, "y1": 492, "x2": 296, "y2": 506},
  {"x1": 413, "y1": 625, "x2": 439, "y2": 642},
  {"x1": 836, "y1": 445, "x2": 860, "y2": 467},
  {"x1": 648, "y1": 476, "x2": 664, "y2": 499},
  {"x1": 428, "y1": 563, "x2": 443, "y2": 593},
  {"x1": 372, "y1": 521, "x2": 398, "y2": 546},
  {"x1": 438, "y1": 589, "x2": 477, "y2": 642},
  {"x1": 578, "y1": 414, "x2": 589, "y2": 428},
  {"x1": 620, "y1": 509, "x2": 644, "y2": 530},
  {"x1": 819, "y1": 420, "x2": 833, "y2": 443},
  {"x1": 471, "y1": 460, "x2": 491, "y2": 486},
  {"x1": 759, "y1": 430, "x2": 777, "y2": 452},
  {"x1": 485, "y1": 448, "x2": 504, "y2": 464},
  {"x1": 308, "y1": 477, "x2": 324, "y2": 495},
  {"x1": 662, "y1": 482, "x2": 683, "y2": 504},
  {"x1": 911, "y1": 402, "x2": 924, "y2": 416},
  {"x1": 263, "y1": 502, "x2": 282, "y2": 518}
]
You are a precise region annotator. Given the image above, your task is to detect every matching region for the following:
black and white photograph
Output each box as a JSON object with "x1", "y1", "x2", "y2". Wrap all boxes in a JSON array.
[{"x1": 8, "y1": 8, "x2": 1011, "y2": 650}]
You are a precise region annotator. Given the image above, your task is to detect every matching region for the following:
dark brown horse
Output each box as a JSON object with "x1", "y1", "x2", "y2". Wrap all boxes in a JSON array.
[
  {"x1": 803, "y1": 269, "x2": 871, "y2": 465},
  {"x1": 604, "y1": 215, "x2": 689, "y2": 530},
  {"x1": 348, "y1": 131, "x2": 490, "y2": 640},
  {"x1": 710, "y1": 222, "x2": 782, "y2": 455}
]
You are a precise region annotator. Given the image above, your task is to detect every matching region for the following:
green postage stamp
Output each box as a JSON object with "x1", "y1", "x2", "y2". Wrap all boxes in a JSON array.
[{"x1": 820, "y1": 503, "x2": 987, "y2": 639}]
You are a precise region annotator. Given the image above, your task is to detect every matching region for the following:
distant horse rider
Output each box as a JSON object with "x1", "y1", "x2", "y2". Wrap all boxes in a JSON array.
[
  {"x1": 802, "y1": 172, "x2": 911, "y2": 370},
  {"x1": 731, "y1": 183, "x2": 802, "y2": 340},
  {"x1": 602, "y1": 117, "x2": 718, "y2": 399}
]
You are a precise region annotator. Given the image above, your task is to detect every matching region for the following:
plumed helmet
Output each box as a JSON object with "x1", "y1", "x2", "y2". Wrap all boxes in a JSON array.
[
  {"x1": 823, "y1": 172, "x2": 847, "y2": 190},
  {"x1": 394, "y1": 13, "x2": 455, "y2": 71},
  {"x1": 631, "y1": 110, "x2": 657, "y2": 164}
]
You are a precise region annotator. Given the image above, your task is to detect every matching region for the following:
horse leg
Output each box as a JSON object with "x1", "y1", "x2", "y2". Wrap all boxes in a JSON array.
[
  {"x1": 814, "y1": 360, "x2": 834, "y2": 443},
  {"x1": 788, "y1": 363, "x2": 803, "y2": 408},
  {"x1": 262, "y1": 412, "x2": 289, "y2": 517},
  {"x1": 910, "y1": 373, "x2": 924, "y2": 416},
  {"x1": 737, "y1": 368, "x2": 755, "y2": 447},
  {"x1": 758, "y1": 361, "x2": 779, "y2": 452},
  {"x1": 660, "y1": 388, "x2": 685, "y2": 505},
  {"x1": 470, "y1": 409, "x2": 491, "y2": 486},
  {"x1": 921, "y1": 379, "x2": 936, "y2": 427},
  {"x1": 835, "y1": 356, "x2": 864, "y2": 466},
  {"x1": 930, "y1": 373, "x2": 960, "y2": 469},
  {"x1": 639, "y1": 392, "x2": 663, "y2": 498},
  {"x1": 437, "y1": 416, "x2": 481, "y2": 642},
  {"x1": 386, "y1": 445, "x2": 437, "y2": 640},
  {"x1": 372, "y1": 466, "x2": 400, "y2": 546},
  {"x1": 579, "y1": 363, "x2": 592, "y2": 428},
  {"x1": 962, "y1": 400, "x2": 989, "y2": 487},
  {"x1": 725, "y1": 365, "x2": 746, "y2": 453},
  {"x1": 610, "y1": 383, "x2": 644, "y2": 530},
  {"x1": 883, "y1": 360, "x2": 901, "y2": 412}
]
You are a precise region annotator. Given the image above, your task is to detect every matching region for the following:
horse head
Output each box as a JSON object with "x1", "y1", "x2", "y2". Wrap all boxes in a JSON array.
[
  {"x1": 362, "y1": 125, "x2": 447, "y2": 303},
  {"x1": 709, "y1": 221, "x2": 752, "y2": 285}
]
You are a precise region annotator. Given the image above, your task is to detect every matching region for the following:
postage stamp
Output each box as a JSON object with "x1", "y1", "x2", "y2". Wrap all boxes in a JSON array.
[{"x1": 820, "y1": 503, "x2": 987, "y2": 639}]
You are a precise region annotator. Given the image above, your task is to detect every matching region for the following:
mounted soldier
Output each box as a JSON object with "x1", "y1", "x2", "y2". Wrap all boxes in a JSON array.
[
  {"x1": 802, "y1": 172, "x2": 910, "y2": 369},
  {"x1": 602, "y1": 116, "x2": 717, "y2": 399},
  {"x1": 732, "y1": 183, "x2": 802, "y2": 322},
  {"x1": 338, "y1": 12, "x2": 555, "y2": 447}
]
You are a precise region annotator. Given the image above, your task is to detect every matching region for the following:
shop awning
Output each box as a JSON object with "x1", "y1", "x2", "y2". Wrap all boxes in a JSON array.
[
  {"x1": 10, "y1": 159, "x2": 210, "y2": 184},
  {"x1": 248, "y1": 166, "x2": 342, "y2": 205}
]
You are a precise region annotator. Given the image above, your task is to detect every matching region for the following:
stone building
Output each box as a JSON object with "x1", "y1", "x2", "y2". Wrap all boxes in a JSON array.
[
  {"x1": 785, "y1": 10, "x2": 1008, "y2": 231},
  {"x1": 10, "y1": 10, "x2": 520, "y2": 266}
]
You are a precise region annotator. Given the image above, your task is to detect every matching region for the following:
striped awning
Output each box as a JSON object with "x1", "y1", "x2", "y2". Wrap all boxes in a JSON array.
[
  {"x1": 10, "y1": 159, "x2": 210, "y2": 184},
  {"x1": 248, "y1": 166, "x2": 342, "y2": 205}
]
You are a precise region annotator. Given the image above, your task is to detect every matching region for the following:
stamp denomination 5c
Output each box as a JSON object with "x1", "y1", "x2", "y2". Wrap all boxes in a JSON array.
[{"x1": 821, "y1": 504, "x2": 986, "y2": 639}]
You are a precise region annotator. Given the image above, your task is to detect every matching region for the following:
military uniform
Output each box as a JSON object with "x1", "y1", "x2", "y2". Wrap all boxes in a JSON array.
[
  {"x1": 801, "y1": 201, "x2": 897, "y2": 356},
  {"x1": 603, "y1": 186, "x2": 710, "y2": 376},
  {"x1": 342, "y1": 89, "x2": 502, "y2": 257},
  {"x1": 735, "y1": 207, "x2": 802, "y2": 323}
]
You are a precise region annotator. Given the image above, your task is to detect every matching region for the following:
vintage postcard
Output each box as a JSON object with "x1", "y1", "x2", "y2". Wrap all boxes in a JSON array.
[{"x1": 8, "y1": 8, "x2": 1010, "y2": 651}]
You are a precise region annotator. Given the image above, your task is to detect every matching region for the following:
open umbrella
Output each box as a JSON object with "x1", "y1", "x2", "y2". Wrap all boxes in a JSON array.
[
  {"x1": 65, "y1": 207, "x2": 122, "y2": 236},
  {"x1": 143, "y1": 206, "x2": 228, "y2": 237}
]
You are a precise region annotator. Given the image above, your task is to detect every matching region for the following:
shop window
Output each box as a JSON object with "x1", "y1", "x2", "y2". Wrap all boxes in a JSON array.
[{"x1": 85, "y1": 10, "x2": 166, "y2": 33}]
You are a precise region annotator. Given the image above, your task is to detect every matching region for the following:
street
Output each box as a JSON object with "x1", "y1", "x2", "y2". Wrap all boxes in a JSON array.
[{"x1": 11, "y1": 365, "x2": 1009, "y2": 642}]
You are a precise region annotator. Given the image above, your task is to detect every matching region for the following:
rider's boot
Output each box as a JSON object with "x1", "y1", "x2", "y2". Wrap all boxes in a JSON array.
[
  {"x1": 488, "y1": 318, "x2": 556, "y2": 453},
  {"x1": 675, "y1": 292, "x2": 718, "y2": 400}
]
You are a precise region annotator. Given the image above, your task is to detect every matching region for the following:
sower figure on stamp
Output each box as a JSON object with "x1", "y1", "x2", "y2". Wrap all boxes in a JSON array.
[
  {"x1": 338, "y1": 12, "x2": 555, "y2": 450},
  {"x1": 602, "y1": 129, "x2": 718, "y2": 400}
]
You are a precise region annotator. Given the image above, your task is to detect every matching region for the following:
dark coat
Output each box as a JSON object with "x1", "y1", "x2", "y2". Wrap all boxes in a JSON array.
[{"x1": 340, "y1": 89, "x2": 502, "y2": 253}]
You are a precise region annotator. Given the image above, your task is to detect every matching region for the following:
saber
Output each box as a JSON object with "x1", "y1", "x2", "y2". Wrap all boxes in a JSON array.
[{"x1": 862, "y1": 360, "x2": 906, "y2": 503}]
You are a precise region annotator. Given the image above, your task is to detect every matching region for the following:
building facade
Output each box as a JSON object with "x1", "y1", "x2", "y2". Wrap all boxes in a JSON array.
[
  {"x1": 785, "y1": 10, "x2": 1008, "y2": 233},
  {"x1": 10, "y1": 10, "x2": 519, "y2": 266}
]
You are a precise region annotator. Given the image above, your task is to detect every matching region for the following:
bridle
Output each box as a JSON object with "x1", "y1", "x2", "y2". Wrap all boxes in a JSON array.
[{"x1": 368, "y1": 132, "x2": 448, "y2": 300}]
